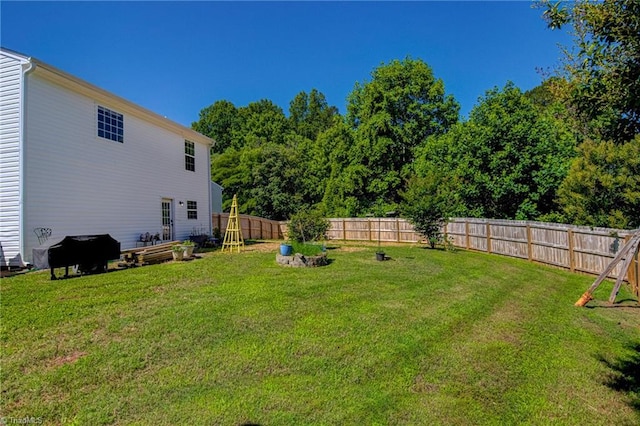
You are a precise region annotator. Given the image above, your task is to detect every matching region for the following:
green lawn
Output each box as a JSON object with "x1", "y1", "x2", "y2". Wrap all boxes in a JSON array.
[{"x1": 1, "y1": 243, "x2": 639, "y2": 425}]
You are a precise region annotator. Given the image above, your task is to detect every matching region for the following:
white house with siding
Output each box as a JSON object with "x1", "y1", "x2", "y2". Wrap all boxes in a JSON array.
[{"x1": 0, "y1": 48, "x2": 215, "y2": 267}]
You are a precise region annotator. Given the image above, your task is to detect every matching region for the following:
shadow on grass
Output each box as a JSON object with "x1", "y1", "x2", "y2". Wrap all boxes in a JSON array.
[
  {"x1": 418, "y1": 245, "x2": 459, "y2": 253},
  {"x1": 600, "y1": 343, "x2": 640, "y2": 412},
  {"x1": 586, "y1": 301, "x2": 640, "y2": 309}
]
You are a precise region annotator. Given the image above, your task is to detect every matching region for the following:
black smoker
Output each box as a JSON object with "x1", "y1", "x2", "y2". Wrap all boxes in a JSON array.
[{"x1": 33, "y1": 234, "x2": 121, "y2": 280}]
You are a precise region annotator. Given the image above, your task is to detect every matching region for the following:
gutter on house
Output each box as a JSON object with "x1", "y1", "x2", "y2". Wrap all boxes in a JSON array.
[{"x1": 19, "y1": 58, "x2": 35, "y2": 266}]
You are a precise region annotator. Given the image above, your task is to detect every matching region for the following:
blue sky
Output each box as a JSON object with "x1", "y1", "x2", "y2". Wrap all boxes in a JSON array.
[{"x1": 1, "y1": 1, "x2": 572, "y2": 127}]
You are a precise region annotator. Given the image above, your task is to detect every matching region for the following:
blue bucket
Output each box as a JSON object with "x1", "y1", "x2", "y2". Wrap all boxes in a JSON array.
[{"x1": 280, "y1": 244, "x2": 293, "y2": 256}]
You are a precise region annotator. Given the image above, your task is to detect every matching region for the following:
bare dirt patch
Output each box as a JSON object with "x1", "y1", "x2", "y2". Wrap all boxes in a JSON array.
[
  {"x1": 243, "y1": 241, "x2": 280, "y2": 253},
  {"x1": 47, "y1": 351, "x2": 87, "y2": 369}
]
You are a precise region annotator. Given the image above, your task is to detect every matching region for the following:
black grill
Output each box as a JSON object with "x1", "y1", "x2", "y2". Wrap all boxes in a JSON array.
[{"x1": 33, "y1": 234, "x2": 121, "y2": 280}]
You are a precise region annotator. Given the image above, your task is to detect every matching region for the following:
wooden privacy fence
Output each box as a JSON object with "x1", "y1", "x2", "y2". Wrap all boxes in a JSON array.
[
  {"x1": 445, "y1": 218, "x2": 639, "y2": 295},
  {"x1": 326, "y1": 217, "x2": 423, "y2": 243},
  {"x1": 212, "y1": 213, "x2": 283, "y2": 240}
]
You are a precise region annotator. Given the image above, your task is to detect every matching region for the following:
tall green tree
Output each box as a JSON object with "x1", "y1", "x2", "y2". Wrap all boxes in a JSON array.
[
  {"x1": 250, "y1": 142, "x2": 305, "y2": 220},
  {"x1": 191, "y1": 100, "x2": 238, "y2": 153},
  {"x1": 288, "y1": 89, "x2": 339, "y2": 141},
  {"x1": 414, "y1": 83, "x2": 576, "y2": 220},
  {"x1": 210, "y1": 148, "x2": 257, "y2": 214},
  {"x1": 556, "y1": 136, "x2": 640, "y2": 229},
  {"x1": 538, "y1": 0, "x2": 640, "y2": 229},
  {"x1": 327, "y1": 58, "x2": 459, "y2": 216},
  {"x1": 315, "y1": 120, "x2": 361, "y2": 217},
  {"x1": 232, "y1": 99, "x2": 290, "y2": 148},
  {"x1": 540, "y1": 0, "x2": 640, "y2": 142}
]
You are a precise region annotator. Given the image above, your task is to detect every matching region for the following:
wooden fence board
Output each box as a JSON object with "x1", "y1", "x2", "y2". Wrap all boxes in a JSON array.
[
  {"x1": 530, "y1": 226, "x2": 568, "y2": 246},
  {"x1": 531, "y1": 244, "x2": 569, "y2": 268},
  {"x1": 447, "y1": 221, "x2": 467, "y2": 236},
  {"x1": 212, "y1": 213, "x2": 283, "y2": 240},
  {"x1": 491, "y1": 224, "x2": 527, "y2": 242},
  {"x1": 491, "y1": 239, "x2": 529, "y2": 259},
  {"x1": 469, "y1": 236, "x2": 488, "y2": 251}
]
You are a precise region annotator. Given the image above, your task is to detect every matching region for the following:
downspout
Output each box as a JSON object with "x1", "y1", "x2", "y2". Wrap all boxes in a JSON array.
[
  {"x1": 207, "y1": 140, "x2": 215, "y2": 237},
  {"x1": 18, "y1": 59, "x2": 35, "y2": 266}
]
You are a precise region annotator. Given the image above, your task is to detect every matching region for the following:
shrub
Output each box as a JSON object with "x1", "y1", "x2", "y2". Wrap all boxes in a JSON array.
[
  {"x1": 400, "y1": 173, "x2": 448, "y2": 249},
  {"x1": 288, "y1": 210, "x2": 330, "y2": 243}
]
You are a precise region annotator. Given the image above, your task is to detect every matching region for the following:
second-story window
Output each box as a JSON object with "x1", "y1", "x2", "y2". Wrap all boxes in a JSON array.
[
  {"x1": 185, "y1": 140, "x2": 195, "y2": 172},
  {"x1": 97, "y1": 105, "x2": 124, "y2": 143}
]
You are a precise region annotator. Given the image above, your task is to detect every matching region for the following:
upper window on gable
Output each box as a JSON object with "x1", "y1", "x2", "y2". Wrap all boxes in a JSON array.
[
  {"x1": 185, "y1": 140, "x2": 195, "y2": 172},
  {"x1": 97, "y1": 106, "x2": 124, "y2": 143}
]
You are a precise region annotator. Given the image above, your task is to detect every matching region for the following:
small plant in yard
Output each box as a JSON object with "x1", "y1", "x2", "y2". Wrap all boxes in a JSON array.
[
  {"x1": 400, "y1": 173, "x2": 450, "y2": 249},
  {"x1": 171, "y1": 244, "x2": 184, "y2": 261},
  {"x1": 287, "y1": 209, "x2": 330, "y2": 244},
  {"x1": 443, "y1": 235, "x2": 457, "y2": 252},
  {"x1": 182, "y1": 240, "x2": 195, "y2": 257}
]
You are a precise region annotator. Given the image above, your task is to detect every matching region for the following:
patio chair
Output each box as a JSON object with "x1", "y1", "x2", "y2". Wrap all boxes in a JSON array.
[{"x1": 34, "y1": 227, "x2": 52, "y2": 245}]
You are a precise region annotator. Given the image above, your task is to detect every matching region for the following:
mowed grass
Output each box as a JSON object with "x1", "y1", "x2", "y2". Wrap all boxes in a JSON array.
[{"x1": 1, "y1": 243, "x2": 639, "y2": 425}]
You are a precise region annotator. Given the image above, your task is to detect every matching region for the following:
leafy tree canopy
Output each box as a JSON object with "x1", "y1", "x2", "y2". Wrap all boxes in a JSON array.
[
  {"x1": 289, "y1": 89, "x2": 339, "y2": 141},
  {"x1": 329, "y1": 57, "x2": 460, "y2": 215},
  {"x1": 539, "y1": 0, "x2": 640, "y2": 142},
  {"x1": 556, "y1": 136, "x2": 640, "y2": 229},
  {"x1": 232, "y1": 99, "x2": 290, "y2": 148},
  {"x1": 413, "y1": 82, "x2": 576, "y2": 220},
  {"x1": 191, "y1": 100, "x2": 238, "y2": 154}
]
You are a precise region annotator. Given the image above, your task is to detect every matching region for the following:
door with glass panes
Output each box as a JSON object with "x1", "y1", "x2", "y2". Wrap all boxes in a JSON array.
[{"x1": 161, "y1": 199, "x2": 173, "y2": 241}]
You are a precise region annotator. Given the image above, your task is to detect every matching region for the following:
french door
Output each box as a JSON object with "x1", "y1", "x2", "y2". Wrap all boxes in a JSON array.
[{"x1": 161, "y1": 199, "x2": 173, "y2": 241}]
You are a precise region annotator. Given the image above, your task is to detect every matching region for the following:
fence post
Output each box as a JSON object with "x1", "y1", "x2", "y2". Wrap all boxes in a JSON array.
[
  {"x1": 343, "y1": 219, "x2": 346, "y2": 241},
  {"x1": 397, "y1": 218, "x2": 401, "y2": 242},
  {"x1": 568, "y1": 229, "x2": 575, "y2": 272},
  {"x1": 526, "y1": 224, "x2": 533, "y2": 261},
  {"x1": 486, "y1": 222, "x2": 492, "y2": 253},
  {"x1": 465, "y1": 220, "x2": 471, "y2": 250},
  {"x1": 633, "y1": 247, "x2": 639, "y2": 297},
  {"x1": 368, "y1": 219, "x2": 372, "y2": 242}
]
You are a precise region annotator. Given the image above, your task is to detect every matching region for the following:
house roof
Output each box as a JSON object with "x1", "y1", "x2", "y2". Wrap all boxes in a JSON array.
[{"x1": 1, "y1": 47, "x2": 214, "y2": 147}]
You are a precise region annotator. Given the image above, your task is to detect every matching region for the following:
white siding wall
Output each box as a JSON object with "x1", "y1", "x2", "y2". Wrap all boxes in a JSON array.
[
  {"x1": 211, "y1": 181, "x2": 223, "y2": 213},
  {"x1": 22, "y1": 72, "x2": 211, "y2": 262},
  {"x1": 0, "y1": 53, "x2": 27, "y2": 267}
]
